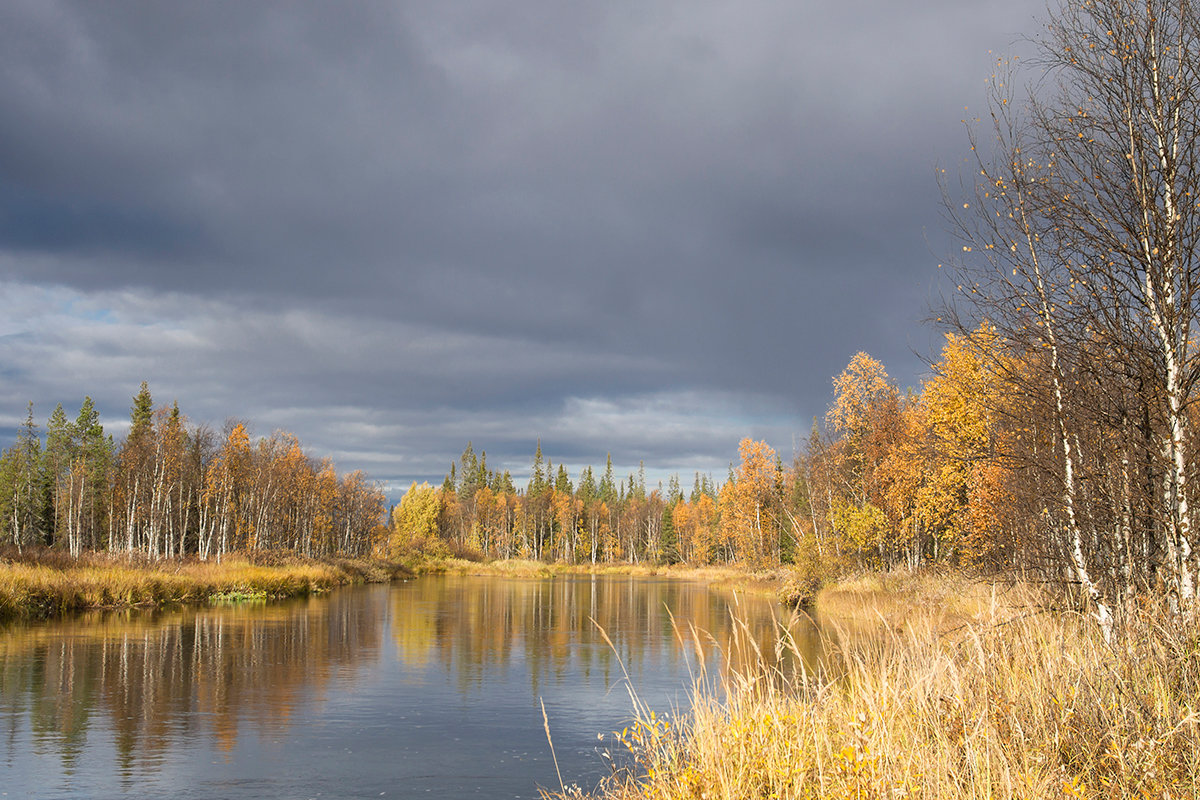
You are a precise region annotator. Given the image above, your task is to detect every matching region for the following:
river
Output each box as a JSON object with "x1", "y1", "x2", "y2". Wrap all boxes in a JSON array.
[{"x1": 0, "y1": 574, "x2": 816, "y2": 799}]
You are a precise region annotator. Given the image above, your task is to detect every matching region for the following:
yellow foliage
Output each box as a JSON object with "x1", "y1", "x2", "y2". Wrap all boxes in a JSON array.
[
  {"x1": 390, "y1": 482, "x2": 443, "y2": 556},
  {"x1": 832, "y1": 500, "x2": 888, "y2": 554}
]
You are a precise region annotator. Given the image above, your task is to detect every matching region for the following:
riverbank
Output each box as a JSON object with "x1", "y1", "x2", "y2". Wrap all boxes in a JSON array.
[
  {"x1": 415, "y1": 556, "x2": 792, "y2": 599},
  {"x1": 0, "y1": 549, "x2": 410, "y2": 620},
  {"x1": 557, "y1": 571, "x2": 1200, "y2": 799}
]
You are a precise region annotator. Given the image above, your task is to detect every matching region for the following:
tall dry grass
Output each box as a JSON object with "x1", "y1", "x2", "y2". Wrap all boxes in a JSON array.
[
  {"x1": 562, "y1": 573, "x2": 1200, "y2": 799},
  {"x1": 430, "y1": 557, "x2": 788, "y2": 598},
  {"x1": 0, "y1": 549, "x2": 407, "y2": 620}
]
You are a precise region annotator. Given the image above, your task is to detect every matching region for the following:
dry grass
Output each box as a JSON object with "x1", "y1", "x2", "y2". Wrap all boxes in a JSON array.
[
  {"x1": 556, "y1": 573, "x2": 1200, "y2": 799},
  {"x1": 428, "y1": 556, "x2": 675, "y2": 577},
  {"x1": 426, "y1": 557, "x2": 787, "y2": 597},
  {"x1": 0, "y1": 549, "x2": 408, "y2": 619}
]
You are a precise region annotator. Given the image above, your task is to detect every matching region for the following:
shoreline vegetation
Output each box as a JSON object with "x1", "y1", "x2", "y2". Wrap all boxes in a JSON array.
[
  {"x1": 0, "y1": 551, "x2": 803, "y2": 621},
  {"x1": 0, "y1": 548, "x2": 410, "y2": 621},
  {"x1": 424, "y1": 556, "x2": 794, "y2": 600},
  {"x1": 551, "y1": 572, "x2": 1200, "y2": 800}
]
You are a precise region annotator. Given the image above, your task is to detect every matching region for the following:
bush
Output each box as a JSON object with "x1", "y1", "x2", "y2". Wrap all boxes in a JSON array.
[{"x1": 777, "y1": 561, "x2": 830, "y2": 609}]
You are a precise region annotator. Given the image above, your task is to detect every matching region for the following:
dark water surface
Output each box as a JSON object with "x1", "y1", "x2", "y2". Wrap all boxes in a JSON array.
[{"x1": 0, "y1": 574, "x2": 815, "y2": 799}]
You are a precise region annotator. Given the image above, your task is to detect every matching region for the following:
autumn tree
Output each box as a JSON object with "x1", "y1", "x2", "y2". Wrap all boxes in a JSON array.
[
  {"x1": 917, "y1": 327, "x2": 1020, "y2": 566},
  {"x1": 334, "y1": 470, "x2": 385, "y2": 556},
  {"x1": 200, "y1": 422, "x2": 250, "y2": 561},
  {"x1": 715, "y1": 439, "x2": 783, "y2": 566},
  {"x1": 946, "y1": 0, "x2": 1200, "y2": 628},
  {"x1": 0, "y1": 387, "x2": 382, "y2": 562},
  {"x1": 391, "y1": 482, "x2": 443, "y2": 557},
  {"x1": 826, "y1": 353, "x2": 904, "y2": 564}
]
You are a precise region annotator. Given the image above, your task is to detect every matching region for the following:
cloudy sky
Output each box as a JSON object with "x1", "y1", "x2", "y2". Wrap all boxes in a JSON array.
[{"x1": 0, "y1": 1, "x2": 1045, "y2": 499}]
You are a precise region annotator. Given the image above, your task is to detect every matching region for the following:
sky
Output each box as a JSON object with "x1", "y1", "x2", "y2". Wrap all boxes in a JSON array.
[{"x1": 0, "y1": 0, "x2": 1046, "y2": 501}]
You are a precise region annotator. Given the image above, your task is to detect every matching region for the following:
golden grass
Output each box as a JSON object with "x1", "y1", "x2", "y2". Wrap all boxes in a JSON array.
[
  {"x1": 424, "y1": 557, "x2": 787, "y2": 597},
  {"x1": 0, "y1": 550, "x2": 408, "y2": 619},
  {"x1": 556, "y1": 573, "x2": 1200, "y2": 800}
]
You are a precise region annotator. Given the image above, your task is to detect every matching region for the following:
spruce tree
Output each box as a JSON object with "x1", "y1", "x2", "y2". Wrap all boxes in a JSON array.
[
  {"x1": 477, "y1": 451, "x2": 490, "y2": 488},
  {"x1": 130, "y1": 382, "x2": 153, "y2": 442},
  {"x1": 1, "y1": 403, "x2": 45, "y2": 551},
  {"x1": 74, "y1": 397, "x2": 110, "y2": 552},
  {"x1": 529, "y1": 440, "x2": 547, "y2": 495},
  {"x1": 660, "y1": 503, "x2": 679, "y2": 564},
  {"x1": 43, "y1": 403, "x2": 75, "y2": 543},
  {"x1": 599, "y1": 454, "x2": 616, "y2": 504},
  {"x1": 578, "y1": 466, "x2": 597, "y2": 503},
  {"x1": 458, "y1": 442, "x2": 478, "y2": 494},
  {"x1": 554, "y1": 463, "x2": 572, "y2": 494}
]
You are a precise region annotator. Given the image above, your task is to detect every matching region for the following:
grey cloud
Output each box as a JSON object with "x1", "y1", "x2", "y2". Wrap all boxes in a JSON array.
[{"x1": 0, "y1": 0, "x2": 1047, "y2": 493}]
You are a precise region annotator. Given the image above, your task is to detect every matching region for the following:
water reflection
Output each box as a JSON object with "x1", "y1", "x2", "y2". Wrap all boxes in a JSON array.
[
  {"x1": 1, "y1": 575, "x2": 817, "y2": 799},
  {"x1": 391, "y1": 575, "x2": 818, "y2": 696},
  {"x1": 1, "y1": 590, "x2": 386, "y2": 781}
]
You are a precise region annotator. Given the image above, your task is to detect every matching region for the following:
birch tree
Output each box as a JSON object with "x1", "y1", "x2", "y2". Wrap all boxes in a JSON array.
[{"x1": 947, "y1": 0, "x2": 1200, "y2": 625}]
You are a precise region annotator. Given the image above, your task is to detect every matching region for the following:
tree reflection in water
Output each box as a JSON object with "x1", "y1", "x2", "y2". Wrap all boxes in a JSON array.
[
  {"x1": 1, "y1": 575, "x2": 820, "y2": 798},
  {"x1": 2, "y1": 590, "x2": 385, "y2": 777},
  {"x1": 390, "y1": 575, "x2": 820, "y2": 697}
]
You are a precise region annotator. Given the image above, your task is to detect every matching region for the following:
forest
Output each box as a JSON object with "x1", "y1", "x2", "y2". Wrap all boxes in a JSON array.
[
  {"x1": 0, "y1": 382, "x2": 386, "y2": 562},
  {"x1": 389, "y1": 329, "x2": 1115, "y2": 593}
]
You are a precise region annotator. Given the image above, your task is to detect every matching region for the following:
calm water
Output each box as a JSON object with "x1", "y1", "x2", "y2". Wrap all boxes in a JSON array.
[{"x1": 0, "y1": 574, "x2": 816, "y2": 799}]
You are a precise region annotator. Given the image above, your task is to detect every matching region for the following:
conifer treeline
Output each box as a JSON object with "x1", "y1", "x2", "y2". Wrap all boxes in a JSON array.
[
  {"x1": 0, "y1": 383, "x2": 385, "y2": 559},
  {"x1": 391, "y1": 442, "x2": 721, "y2": 564}
]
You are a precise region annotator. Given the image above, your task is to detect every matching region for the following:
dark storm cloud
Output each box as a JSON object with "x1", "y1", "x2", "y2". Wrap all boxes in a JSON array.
[{"x1": 0, "y1": 0, "x2": 1045, "y2": 492}]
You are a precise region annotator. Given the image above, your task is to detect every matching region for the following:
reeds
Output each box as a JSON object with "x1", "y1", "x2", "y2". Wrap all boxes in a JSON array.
[
  {"x1": 0, "y1": 550, "x2": 406, "y2": 620},
  {"x1": 565, "y1": 574, "x2": 1200, "y2": 799}
]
